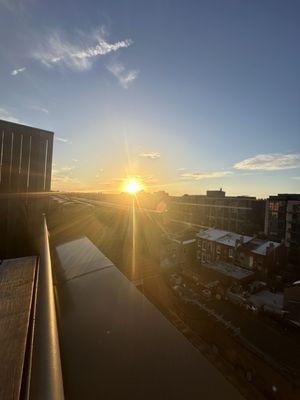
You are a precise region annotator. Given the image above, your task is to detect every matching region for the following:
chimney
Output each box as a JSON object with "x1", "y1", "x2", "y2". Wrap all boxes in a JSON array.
[{"x1": 266, "y1": 242, "x2": 275, "y2": 255}]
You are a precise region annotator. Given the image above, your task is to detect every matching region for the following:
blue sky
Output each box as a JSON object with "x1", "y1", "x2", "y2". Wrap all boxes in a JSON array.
[{"x1": 1, "y1": 0, "x2": 300, "y2": 197}]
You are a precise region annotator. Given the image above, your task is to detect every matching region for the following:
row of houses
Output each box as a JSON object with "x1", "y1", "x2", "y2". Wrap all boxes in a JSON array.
[
  {"x1": 161, "y1": 228, "x2": 300, "y2": 326},
  {"x1": 197, "y1": 228, "x2": 283, "y2": 279},
  {"x1": 161, "y1": 227, "x2": 285, "y2": 284}
]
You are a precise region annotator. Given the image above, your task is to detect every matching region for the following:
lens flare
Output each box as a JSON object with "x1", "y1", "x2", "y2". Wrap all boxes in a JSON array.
[{"x1": 123, "y1": 178, "x2": 143, "y2": 194}]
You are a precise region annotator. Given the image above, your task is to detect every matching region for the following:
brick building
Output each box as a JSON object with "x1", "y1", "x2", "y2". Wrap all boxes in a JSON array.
[{"x1": 197, "y1": 228, "x2": 283, "y2": 278}]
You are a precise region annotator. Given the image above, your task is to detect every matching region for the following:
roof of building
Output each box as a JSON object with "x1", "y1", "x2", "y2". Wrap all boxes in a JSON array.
[
  {"x1": 251, "y1": 240, "x2": 281, "y2": 256},
  {"x1": 216, "y1": 232, "x2": 253, "y2": 247},
  {"x1": 197, "y1": 228, "x2": 253, "y2": 247},
  {"x1": 203, "y1": 260, "x2": 254, "y2": 281},
  {"x1": 197, "y1": 228, "x2": 229, "y2": 241},
  {"x1": 54, "y1": 237, "x2": 243, "y2": 399}
]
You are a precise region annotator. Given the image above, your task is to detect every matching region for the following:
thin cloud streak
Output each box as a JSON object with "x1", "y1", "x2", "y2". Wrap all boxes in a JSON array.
[
  {"x1": 234, "y1": 153, "x2": 300, "y2": 171},
  {"x1": 55, "y1": 136, "x2": 71, "y2": 143},
  {"x1": 11, "y1": 67, "x2": 26, "y2": 76},
  {"x1": 29, "y1": 105, "x2": 49, "y2": 114},
  {"x1": 139, "y1": 152, "x2": 160, "y2": 159},
  {"x1": 181, "y1": 171, "x2": 233, "y2": 180},
  {"x1": 33, "y1": 30, "x2": 133, "y2": 71},
  {"x1": 0, "y1": 107, "x2": 20, "y2": 123},
  {"x1": 106, "y1": 62, "x2": 138, "y2": 89}
]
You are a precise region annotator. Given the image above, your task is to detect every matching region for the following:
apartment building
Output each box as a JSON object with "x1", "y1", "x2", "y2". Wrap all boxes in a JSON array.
[
  {"x1": 265, "y1": 194, "x2": 300, "y2": 265},
  {"x1": 0, "y1": 119, "x2": 53, "y2": 193},
  {"x1": 168, "y1": 190, "x2": 265, "y2": 235}
]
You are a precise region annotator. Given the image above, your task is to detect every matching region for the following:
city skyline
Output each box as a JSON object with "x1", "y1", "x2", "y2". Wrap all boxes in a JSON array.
[{"x1": 1, "y1": 0, "x2": 300, "y2": 197}]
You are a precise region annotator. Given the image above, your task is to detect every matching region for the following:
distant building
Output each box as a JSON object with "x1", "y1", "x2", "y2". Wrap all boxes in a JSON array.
[
  {"x1": 196, "y1": 228, "x2": 283, "y2": 278},
  {"x1": 160, "y1": 234, "x2": 196, "y2": 269},
  {"x1": 168, "y1": 190, "x2": 265, "y2": 235},
  {"x1": 0, "y1": 119, "x2": 53, "y2": 193},
  {"x1": 265, "y1": 194, "x2": 300, "y2": 265},
  {"x1": 206, "y1": 188, "x2": 226, "y2": 198},
  {"x1": 283, "y1": 281, "x2": 300, "y2": 326}
]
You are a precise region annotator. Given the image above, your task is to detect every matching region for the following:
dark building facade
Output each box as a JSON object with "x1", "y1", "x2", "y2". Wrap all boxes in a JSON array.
[
  {"x1": 168, "y1": 190, "x2": 265, "y2": 235},
  {"x1": 265, "y1": 194, "x2": 300, "y2": 266},
  {"x1": 0, "y1": 119, "x2": 53, "y2": 193}
]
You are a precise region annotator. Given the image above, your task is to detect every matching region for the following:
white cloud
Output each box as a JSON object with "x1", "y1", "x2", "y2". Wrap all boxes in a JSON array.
[
  {"x1": 106, "y1": 62, "x2": 138, "y2": 88},
  {"x1": 60, "y1": 165, "x2": 75, "y2": 172},
  {"x1": 52, "y1": 165, "x2": 81, "y2": 190},
  {"x1": 291, "y1": 176, "x2": 300, "y2": 180},
  {"x1": 55, "y1": 136, "x2": 71, "y2": 143},
  {"x1": 33, "y1": 30, "x2": 133, "y2": 71},
  {"x1": 11, "y1": 67, "x2": 26, "y2": 76},
  {"x1": 29, "y1": 105, "x2": 49, "y2": 114},
  {"x1": 181, "y1": 171, "x2": 233, "y2": 180},
  {"x1": 139, "y1": 152, "x2": 160, "y2": 159},
  {"x1": 0, "y1": 107, "x2": 20, "y2": 123},
  {"x1": 234, "y1": 153, "x2": 300, "y2": 171}
]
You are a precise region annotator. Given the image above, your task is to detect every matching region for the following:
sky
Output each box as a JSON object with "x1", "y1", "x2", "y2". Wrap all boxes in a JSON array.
[{"x1": 0, "y1": 0, "x2": 300, "y2": 197}]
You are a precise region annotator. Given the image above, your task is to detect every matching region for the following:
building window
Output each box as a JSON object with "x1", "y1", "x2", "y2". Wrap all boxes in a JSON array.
[{"x1": 229, "y1": 248, "x2": 233, "y2": 258}]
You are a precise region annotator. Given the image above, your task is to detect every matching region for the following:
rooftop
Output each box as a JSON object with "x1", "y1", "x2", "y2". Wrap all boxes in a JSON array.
[
  {"x1": 251, "y1": 240, "x2": 281, "y2": 256},
  {"x1": 202, "y1": 260, "x2": 254, "y2": 281},
  {"x1": 197, "y1": 228, "x2": 254, "y2": 247}
]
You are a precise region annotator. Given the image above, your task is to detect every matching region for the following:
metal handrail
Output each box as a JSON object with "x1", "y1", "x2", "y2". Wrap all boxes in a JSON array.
[{"x1": 27, "y1": 215, "x2": 64, "y2": 399}]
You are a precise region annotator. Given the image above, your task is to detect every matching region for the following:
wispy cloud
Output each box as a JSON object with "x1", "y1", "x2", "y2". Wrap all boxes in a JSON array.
[
  {"x1": 55, "y1": 136, "x2": 71, "y2": 143},
  {"x1": 0, "y1": 107, "x2": 20, "y2": 123},
  {"x1": 181, "y1": 171, "x2": 233, "y2": 180},
  {"x1": 96, "y1": 168, "x2": 104, "y2": 178},
  {"x1": 234, "y1": 153, "x2": 300, "y2": 171},
  {"x1": 29, "y1": 105, "x2": 49, "y2": 114},
  {"x1": 11, "y1": 67, "x2": 26, "y2": 76},
  {"x1": 52, "y1": 164, "x2": 81, "y2": 190},
  {"x1": 106, "y1": 62, "x2": 138, "y2": 88},
  {"x1": 139, "y1": 152, "x2": 160, "y2": 159},
  {"x1": 60, "y1": 165, "x2": 75, "y2": 172},
  {"x1": 33, "y1": 29, "x2": 133, "y2": 72}
]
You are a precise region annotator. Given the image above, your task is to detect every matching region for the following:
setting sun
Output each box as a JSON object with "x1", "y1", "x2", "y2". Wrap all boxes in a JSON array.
[{"x1": 123, "y1": 178, "x2": 143, "y2": 194}]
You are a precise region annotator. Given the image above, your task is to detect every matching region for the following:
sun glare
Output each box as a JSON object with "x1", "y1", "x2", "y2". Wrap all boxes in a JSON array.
[{"x1": 123, "y1": 178, "x2": 143, "y2": 194}]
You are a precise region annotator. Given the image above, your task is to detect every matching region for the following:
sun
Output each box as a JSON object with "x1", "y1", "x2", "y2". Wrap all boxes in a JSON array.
[{"x1": 123, "y1": 178, "x2": 143, "y2": 194}]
